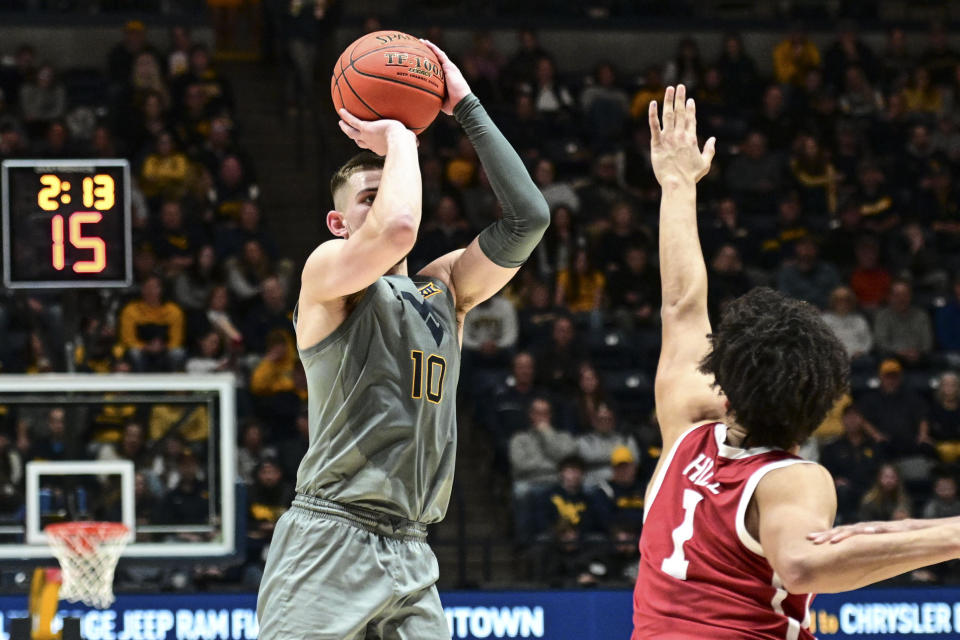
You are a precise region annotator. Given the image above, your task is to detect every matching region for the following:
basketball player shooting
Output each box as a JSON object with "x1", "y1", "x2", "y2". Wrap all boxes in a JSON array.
[
  {"x1": 632, "y1": 85, "x2": 960, "y2": 639},
  {"x1": 256, "y1": 41, "x2": 548, "y2": 639}
]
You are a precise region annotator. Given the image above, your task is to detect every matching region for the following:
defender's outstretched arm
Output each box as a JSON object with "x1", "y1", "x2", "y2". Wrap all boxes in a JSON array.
[
  {"x1": 757, "y1": 462, "x2": 960, "y2": 594},
  {"x1": 808, "y1": 514, "x2": 960, "y2": 544},
  {"x1": 649, "y1": 86, "x2": 724, "y2": 451}
]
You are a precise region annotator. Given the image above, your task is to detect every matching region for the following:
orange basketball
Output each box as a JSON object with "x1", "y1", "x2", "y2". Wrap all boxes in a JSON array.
[{"x1": 331, "y1": 31, "x2": 445, "y2": 135}]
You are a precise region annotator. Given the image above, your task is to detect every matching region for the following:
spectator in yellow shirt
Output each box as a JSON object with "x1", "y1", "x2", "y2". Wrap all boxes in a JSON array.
[
  {"x1": 790, "y1": 135, "x2": 839, "y2": 215},
  {"x1": 629, "y1": 66, "x2": 665, "y2": 120},
  {"x1": 555, "y1": 248, "x2": 606, "y2": 324},
  {"x1": 250, "y1": 329, "x2": 301, "y2": 428},
  {"x1": 250, "y1": 330, "x2": 296, "y2": 396},
  {"x1": 901, "y1": 66, "x2": 943, "y2": 116},
  {"x1": 773, "y1": 29, "x2": 821, "y2": 86},
  {"x1": 140, "y1": 131, "x2": 191, "y2": 200},
  {"x1": 119, "y1": 275, "x2": 186, "y2": 371}
]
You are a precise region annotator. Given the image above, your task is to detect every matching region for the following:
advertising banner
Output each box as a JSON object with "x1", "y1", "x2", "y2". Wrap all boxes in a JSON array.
[{"x1": 0, "y1": 587, "x2": 959, "y2": 639}]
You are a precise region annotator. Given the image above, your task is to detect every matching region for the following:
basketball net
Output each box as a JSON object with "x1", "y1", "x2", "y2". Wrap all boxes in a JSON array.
[{"x1": 45, "y1": 522, "x2": 131, "y2": 609}]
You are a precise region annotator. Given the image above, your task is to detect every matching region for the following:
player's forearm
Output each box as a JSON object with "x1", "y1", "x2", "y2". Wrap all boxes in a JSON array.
[
  {"x1": 369, "y1": 127, "x2": 422, "y2": 245},
  {"x1": 788, "y1": 522, "x2": 960, "y2": 594},
  {"x1": 658, "y1": 180, "x2": 708, "y2": 313},
  {"x1": 454, "y1": 94, "x2": 549, "y2": 267}
]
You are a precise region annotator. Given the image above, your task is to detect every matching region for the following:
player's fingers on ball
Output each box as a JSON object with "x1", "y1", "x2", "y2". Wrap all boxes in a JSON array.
[
  {"x1": 420, "y1": 39, "x2": 447, "y2": 61},
  {"x1": 648, "y1": 101, "x2": 661, "y2": 145},
  {"x1": 340, "y1": 126, "x2": 361, "y2": 141},
  {"x1": 428, "y1": 40, "x2": 445, "y2": 57},
  {"x1": 339, "y1": 108, "x2": 366, "y2": 128}
]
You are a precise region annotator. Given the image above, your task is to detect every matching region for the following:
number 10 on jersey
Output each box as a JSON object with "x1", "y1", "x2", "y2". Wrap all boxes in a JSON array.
[{"x1": 410, "y1": 350, "x2": 446, "y2": 403}]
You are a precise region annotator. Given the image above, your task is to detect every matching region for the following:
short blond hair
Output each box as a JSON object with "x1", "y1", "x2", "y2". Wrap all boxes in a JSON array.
[{"x1": 329, "y1": 151, "x2": 384, "y2": 202}]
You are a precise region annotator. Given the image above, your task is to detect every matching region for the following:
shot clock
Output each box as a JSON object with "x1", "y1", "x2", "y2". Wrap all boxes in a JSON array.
[{"x1": 2, "y1": 159, "x2": 132, "y2": 288}]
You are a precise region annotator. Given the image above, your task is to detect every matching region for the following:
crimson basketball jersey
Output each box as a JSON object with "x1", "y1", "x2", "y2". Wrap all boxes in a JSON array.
[{"x1": 633, "y1": 422, "x2": 815, "y2": 640}]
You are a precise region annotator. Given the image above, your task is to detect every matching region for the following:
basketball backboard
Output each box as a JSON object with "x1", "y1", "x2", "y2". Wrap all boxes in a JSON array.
[{"x1": 0, "y1": 374, "x2": 238, "y2": 564}]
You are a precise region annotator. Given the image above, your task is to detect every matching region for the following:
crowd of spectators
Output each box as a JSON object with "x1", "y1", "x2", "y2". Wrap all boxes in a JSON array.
[
  {"x1": 0, "y1": 19, "x2": 298, "y2": 585},
  {"x1": 1, "y1": 15, "x2": 960, "y2": 588}
]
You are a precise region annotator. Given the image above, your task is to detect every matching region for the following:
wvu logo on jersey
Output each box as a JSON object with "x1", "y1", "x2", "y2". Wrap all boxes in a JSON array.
[
  {"x1": 402, "y1": 291, "x2": 445, "y2": 347},
  {"x1": 418, "y1": 281, "x2": 442, "y2": 299}
]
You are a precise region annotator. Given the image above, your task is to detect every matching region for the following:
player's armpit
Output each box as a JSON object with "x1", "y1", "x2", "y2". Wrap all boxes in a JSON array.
[
  {"x1": 757, "y1": 463, "x2": 960, "y2": 594},
  {"x1": 654, "y1": 311, "x2": 725, "y2": 452},
  {"x1": 419, "y1": 239, "x2": 520, "y2": 318}
]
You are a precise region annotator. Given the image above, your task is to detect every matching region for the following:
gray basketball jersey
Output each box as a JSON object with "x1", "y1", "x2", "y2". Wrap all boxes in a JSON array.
[{"x1": 293, "y1": 275, "x2": 460, "y2": 523}]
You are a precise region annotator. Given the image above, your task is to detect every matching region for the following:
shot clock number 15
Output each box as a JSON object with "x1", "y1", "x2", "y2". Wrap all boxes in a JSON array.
[
  {"x1": 2, "y1": 159, "x2": 131, "y2": 289},
  {"x1": 38, "y1": 173, "x2": 116, "y2": 273}
]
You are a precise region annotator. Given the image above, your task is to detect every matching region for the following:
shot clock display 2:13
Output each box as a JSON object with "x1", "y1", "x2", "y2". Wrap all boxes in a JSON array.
[{"x1": 2, "y1": 160, "x2": 132, "y2": 289}]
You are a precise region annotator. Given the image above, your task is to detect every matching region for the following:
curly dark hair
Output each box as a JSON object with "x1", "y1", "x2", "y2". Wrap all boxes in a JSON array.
[{"x1": 698, "y1": 287, "x2": 849, "y2": 450}]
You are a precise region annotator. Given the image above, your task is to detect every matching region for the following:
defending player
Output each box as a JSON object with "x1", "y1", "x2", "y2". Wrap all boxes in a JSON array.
[
  {"x1": 633, "y1": 85, "x2": 960, "y2": 639},
  {"x1": 256, "y1": 42, "x2": 548, "y2": 639}
]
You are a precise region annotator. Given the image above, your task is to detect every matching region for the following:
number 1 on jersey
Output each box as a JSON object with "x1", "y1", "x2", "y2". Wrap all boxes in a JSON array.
[{"x1": 661, "y1": 488, "x2": 704, "y2": 580}]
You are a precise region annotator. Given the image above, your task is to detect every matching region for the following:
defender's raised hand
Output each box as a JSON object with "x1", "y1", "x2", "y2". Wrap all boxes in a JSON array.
[
  {"x1": 649, "y1": 85, "x2": 716, "y2": 187},
  {"x1": 420, "y1": 39, "x2": 471, "y2": 115}
]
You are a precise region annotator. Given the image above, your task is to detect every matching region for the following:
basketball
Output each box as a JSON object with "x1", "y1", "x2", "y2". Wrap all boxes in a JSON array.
[{"x1": 331, "y1": 30, "x2": 445, "y2": 134}]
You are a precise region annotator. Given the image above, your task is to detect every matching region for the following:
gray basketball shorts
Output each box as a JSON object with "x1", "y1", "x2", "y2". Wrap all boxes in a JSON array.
[{"x1": 257, "y1": 494, "x2": 448, "y2": 640}]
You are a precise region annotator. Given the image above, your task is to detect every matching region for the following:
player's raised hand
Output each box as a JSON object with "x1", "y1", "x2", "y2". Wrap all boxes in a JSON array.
[
  {"x1": 649, "y1": 85, "x2": 716, "y2": 188},
  {"x1": 420, "y1": 39, "x2": 471, "y2": 115},
  {"x1": 338, "y1": 108, "x2": 413, "y2": 156}
]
